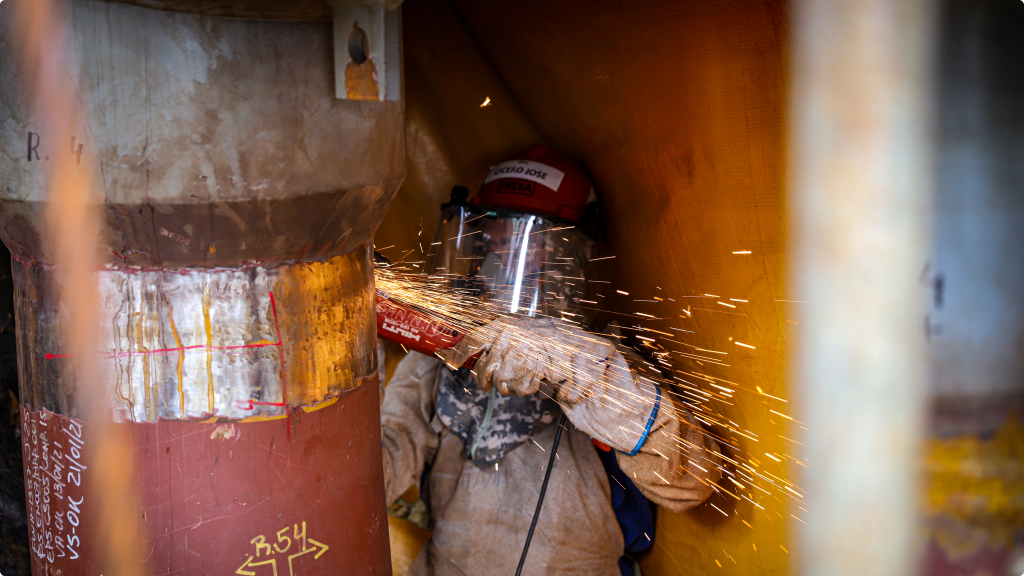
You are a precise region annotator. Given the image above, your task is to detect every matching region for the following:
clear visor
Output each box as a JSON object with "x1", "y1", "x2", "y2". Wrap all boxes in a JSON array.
[{"x1": 426, "y1": 205, "x2": 593, "y2": 319}]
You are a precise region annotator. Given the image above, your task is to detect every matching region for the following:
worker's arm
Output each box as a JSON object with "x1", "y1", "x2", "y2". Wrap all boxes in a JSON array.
[
  {"x1": 441, "y1": 316, "x2": 720, "y2": 511},
  {"x1": 380, "y1": 351, "x2": 442, "y2": 506},
  {"x1": 612, "y1": 392, "x2": 721, "y2": 512},
  {"x1": 553, "y1": 343, "x2": 721, "y2": 512}
]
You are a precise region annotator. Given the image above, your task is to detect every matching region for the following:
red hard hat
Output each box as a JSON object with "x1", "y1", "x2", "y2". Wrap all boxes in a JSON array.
[{"x1": 475, "y1": 144, "x2": 593, "y2": 222}]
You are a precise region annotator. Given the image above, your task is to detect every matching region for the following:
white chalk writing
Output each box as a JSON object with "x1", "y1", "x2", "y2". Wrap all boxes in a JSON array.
[{"x1": 22, "y1": 407, "x2": 87, "y2": 568}]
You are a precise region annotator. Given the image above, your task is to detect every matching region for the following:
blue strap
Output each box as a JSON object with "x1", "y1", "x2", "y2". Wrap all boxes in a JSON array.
[
  {"x1": 625, "y1": 386, "x2": 661, "y2": 457},
  {"x1": 596, "y1": 446, "x2": 656, "y2": 554}
]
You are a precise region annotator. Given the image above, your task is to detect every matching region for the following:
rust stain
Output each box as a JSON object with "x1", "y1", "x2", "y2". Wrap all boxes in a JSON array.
[
  {"x1": 203, "y1": 280, "x2": 214, "y2": 413},
  {"x1": 148, "y1": 303, "x2": 158, "y2": 419},
  {"x1": 212, "y1": 201, "x2": 247, "y2": 232},
  {"x1": 137, "y1": 311, "x2": 152, "y2": 421},
  {"x1": 209, "y1": 423, "x2": 237, "y2": 440},
  {"x1": 167, "y1": 307, "x2": 185, "y2": 419},
  {"x1": 276, "y1": 252, "x2": 374, "y2": 406}
]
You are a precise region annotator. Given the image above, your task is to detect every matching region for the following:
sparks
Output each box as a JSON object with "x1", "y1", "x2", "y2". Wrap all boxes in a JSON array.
[
  {"x1": 756, "y1": 386, "x2": 787, "y2": 402},
  {"x1": 371, "y1": 244, "x2": 804, "y2": 535}
]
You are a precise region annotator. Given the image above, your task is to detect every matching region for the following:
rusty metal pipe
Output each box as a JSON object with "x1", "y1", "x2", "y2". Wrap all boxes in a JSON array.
[
  {"x1": 1, "y1": 0, "x2": 403, "y2": 573},
  {"x1": 789, "y1": 0, "x2": 936, "y2": 575}
]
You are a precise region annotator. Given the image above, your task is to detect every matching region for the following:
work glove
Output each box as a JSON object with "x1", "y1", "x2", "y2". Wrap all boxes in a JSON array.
[{"x1": 440, "y1": 316, "x2": 661, "y2": 454}]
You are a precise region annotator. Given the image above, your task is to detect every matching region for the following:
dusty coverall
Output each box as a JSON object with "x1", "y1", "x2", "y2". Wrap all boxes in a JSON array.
[{"x1": 381, "y1": 349, "x2": 721, "y2": 576}]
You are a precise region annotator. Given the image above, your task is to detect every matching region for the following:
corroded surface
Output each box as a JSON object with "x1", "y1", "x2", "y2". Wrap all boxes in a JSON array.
[
  {"x1": 103, "y1": 0, "x2": 404, "y2": 21},
  {"x1": 0, "y1": 1, "x2": 402, "y2": 573},
  {"x1": 105, "y1": 0, "x2": 334, "y2": 21},
  {"x1": 15, "y1": 246, "x2": 377, "y2": 422},
  {"x1": 0, "y1": 0, "x2": 405, "y2": 268}
]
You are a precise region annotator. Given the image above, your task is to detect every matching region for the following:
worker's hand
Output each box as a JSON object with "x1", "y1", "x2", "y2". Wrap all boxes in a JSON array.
[
  {"x1": 440, "y1": 316, "x2": 629, "y2": 404},
  {"x1": 442, "y1": 315, "x2": 662, "y2": 454},
  {"x1": 439, "y1": 316, "x2": 561, "y2": 396}
]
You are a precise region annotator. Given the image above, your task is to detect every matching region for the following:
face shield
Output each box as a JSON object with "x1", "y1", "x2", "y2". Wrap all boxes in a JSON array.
[{"x1": 426, "y1": 205, "x2": 594, "y2": 321}]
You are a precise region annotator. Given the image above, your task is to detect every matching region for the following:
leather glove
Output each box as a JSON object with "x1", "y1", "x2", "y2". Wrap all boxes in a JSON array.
[
  {"x1": 441, "y1": 316, "x2": 560, "y2": 395},
  {"x1": 440, "y1": 316, "x2": 661, "y2": 454}
]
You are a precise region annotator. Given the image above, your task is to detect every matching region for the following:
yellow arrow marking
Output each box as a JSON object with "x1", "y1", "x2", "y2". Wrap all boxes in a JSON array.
[
  {"x1": 236, "y1": 556, "x2": 256, "y2": 576},
  {"x1": 249, "y1": 558, "x2": 279, "y2": 576},
  {"x1": 309, "y1": 539, "x2": 329, "y2": 560},
  {"x1": 287, "y1": 540, "x2": 330, "y2": 576},
  {"x1": 287, "y1": 546, "x2": 314, "y2": 576}
]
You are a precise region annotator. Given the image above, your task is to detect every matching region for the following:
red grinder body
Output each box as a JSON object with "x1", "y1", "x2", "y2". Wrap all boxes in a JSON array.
[{"x1": 375, "y1": 290, "x2": 465, "y2": 356}]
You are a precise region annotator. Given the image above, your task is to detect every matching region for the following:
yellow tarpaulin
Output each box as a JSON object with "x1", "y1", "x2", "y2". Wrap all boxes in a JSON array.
[{"x1": 376, "y1": 1, "x2": 792, "y2": 574}]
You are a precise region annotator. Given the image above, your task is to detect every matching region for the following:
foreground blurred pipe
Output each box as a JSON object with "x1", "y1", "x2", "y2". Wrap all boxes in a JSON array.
[
  {"x1": 789, "y1": 1, "x2": 936, "y2": 576},
  {"x1": 7, "y1": 0, "x2": 144, "y2": 574},
  {"x1": 1, "y1": 1, "x2": 403, "y2": 573}
]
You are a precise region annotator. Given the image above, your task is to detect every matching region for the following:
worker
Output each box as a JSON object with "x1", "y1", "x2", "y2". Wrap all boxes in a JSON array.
[{"x1": 380, "y1": 145, "x2": 721, "y2": 576}]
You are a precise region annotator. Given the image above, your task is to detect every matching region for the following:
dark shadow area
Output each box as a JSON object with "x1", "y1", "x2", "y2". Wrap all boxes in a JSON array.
[{"x1": 0, "y1": 243, "x2": 28, "y2": 575}]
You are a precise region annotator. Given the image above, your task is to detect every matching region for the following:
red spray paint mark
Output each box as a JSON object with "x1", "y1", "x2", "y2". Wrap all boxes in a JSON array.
[
  {"x1": 268, "y1": 292, "x2": 286, "y2": 387},
  {"x1": 46, "y1": 340, "x2": 281, "y2": 361},
  {"x1": 268, "y1": 291, "x2": 290, "y2": 438},
  {"x1": 47, "y1": 293, "x2": 292, "y2": 433},
  {"x1": 235, "y1": 400, "x2": 288, "y2": 411},
  {"x1": 46, "y1": 292, "x2": 287, "y2": 362}
]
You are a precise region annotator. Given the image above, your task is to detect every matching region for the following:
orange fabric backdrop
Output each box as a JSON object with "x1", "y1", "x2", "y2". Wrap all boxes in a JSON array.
[{"x1": 377, "y1": 1, "x2": 793, "y2": 573}]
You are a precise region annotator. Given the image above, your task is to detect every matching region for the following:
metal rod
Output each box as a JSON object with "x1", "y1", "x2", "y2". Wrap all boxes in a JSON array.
[{"x1": 516, "y1": 413, "x2": 568, "y2": 576}]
